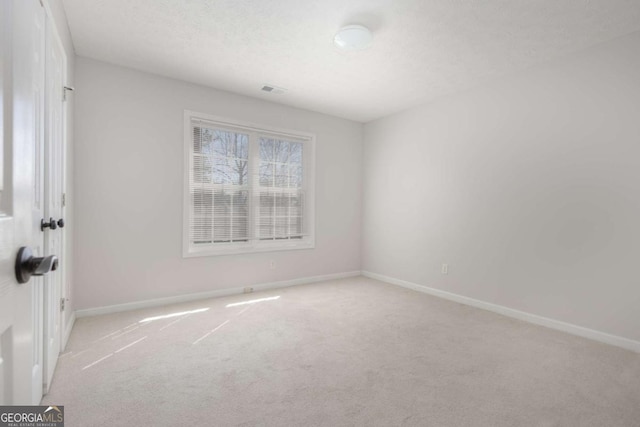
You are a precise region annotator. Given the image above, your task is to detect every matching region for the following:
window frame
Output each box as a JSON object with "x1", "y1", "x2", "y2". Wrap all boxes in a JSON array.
[{"x1": 183, "y1": 110, "x2": 316, "y2": 258}]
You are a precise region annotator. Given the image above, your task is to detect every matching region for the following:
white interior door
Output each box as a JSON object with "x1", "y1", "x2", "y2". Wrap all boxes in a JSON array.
[
  {"x1": 43, "y1": 16, "x2": 66, "y2": 393},
  {"x1": 0, "y1": 0, "x2": 47, "y2": 405}
]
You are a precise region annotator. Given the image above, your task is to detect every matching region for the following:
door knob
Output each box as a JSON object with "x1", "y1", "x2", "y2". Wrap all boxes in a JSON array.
[
  {"x1": 15, "y1": 247, "x2": 59, "y2": 284},
  {"x1": 57, "y1": 218, "x2": 65, "y2": 228},
  {"x1": 41, "y1": 217, "x2": 57, "y2": 231}
]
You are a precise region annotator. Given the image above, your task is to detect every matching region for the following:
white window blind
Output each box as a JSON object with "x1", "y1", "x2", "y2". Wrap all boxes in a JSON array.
[{"x1": 184, "y1": 111, "x2": 315, "y2": 257}]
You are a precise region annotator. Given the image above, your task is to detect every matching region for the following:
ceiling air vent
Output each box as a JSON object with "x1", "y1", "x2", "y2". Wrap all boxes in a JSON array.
[{"x1": 261, "y1": 84, "x2": 287, "y2": 94}]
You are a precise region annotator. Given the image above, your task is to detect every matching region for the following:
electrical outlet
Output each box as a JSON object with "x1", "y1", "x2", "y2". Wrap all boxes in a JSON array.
[
  {"x1": 441, "y1": 264, "x2": 448, "y2": 275},
  {"x1": 269, "y1": 260, "x2": 276, "y2": 270},
  {"x1": 243, "y1": 287, "x2": 254, "y2": 294}
]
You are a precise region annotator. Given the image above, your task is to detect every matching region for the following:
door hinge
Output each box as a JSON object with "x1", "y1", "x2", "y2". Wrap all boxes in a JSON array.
[
  {"x1": 63, "y1": 86, "x2": 74, "y2": 102},
  {"x1": 62, "y1": 193, "x2": 66, "y2": 207},
  {"x1": 60, "y1": 298, "x2": 65, "y2": 312}
]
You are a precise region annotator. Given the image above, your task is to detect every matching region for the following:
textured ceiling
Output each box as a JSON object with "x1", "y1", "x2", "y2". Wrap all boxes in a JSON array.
[{"x1": 62, "y1": 0, "x2": 640, "y2": 122}]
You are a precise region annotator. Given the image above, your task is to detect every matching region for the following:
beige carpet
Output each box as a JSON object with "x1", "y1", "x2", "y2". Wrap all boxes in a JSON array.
[{"x1": 43, "y1": 277, "x2": 640, "y2": 426}]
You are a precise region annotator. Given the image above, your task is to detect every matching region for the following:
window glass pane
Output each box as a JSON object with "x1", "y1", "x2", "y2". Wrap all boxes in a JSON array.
[
  {"x1": 274, "y1": 140, "x2": 289, "y2": 163},
  {"x1": 260, "y1": 138, "x2": 274, "y2": 161},
  {"x1": 259, "y1": 161, "x2": 274, "y2": 186},
  {"x1": 201, "y1": 128, "x2": 213, "y2": 154},
  {"x1": 212, "y1": 159, "x2": 231, "y2": 185},
  {"x1": 289, "y1": 163, "x2": 302, "y2": 188},
  {"x1": 275, "y1": 164, "x2": 288, "y2": 187},
  {"x1": 256, "y1": 137, "x2": 306, "y2": 241},
  {"x1": 191, "y1": 128, "x2": 250, "y2": 245},
  {"x1": 208, "y1": 130, "x2": 248, "y2": 185},
  {"x1": 290, "y1": 142, "x2": 302, "y2": 164}
]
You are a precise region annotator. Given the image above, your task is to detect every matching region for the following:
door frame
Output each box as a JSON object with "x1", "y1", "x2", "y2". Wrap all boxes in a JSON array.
[{"x1": 41, "y1": 0, "x2": 69, "y2": 393}]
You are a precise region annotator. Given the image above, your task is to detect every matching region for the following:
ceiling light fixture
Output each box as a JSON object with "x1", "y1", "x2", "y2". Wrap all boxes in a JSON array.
[{"x1": 334, "y1": 24, "x2": 372, "y2": 51}]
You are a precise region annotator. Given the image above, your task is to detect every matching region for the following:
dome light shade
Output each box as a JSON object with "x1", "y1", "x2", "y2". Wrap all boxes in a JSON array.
[{"x1": 334, "y1": 25, "x2": 372, "y2": 51}]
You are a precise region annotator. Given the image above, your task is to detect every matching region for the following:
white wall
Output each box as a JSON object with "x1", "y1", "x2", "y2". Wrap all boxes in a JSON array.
[
  {"x1": 74, "y1": 57, "x2": 362, "y2": 310},
  {"x1": 363, "y1": 32, "x2": 640, "y2": 342},
  {"x1": 46, "y1": 0, "x2": 75, "y2": 334}
]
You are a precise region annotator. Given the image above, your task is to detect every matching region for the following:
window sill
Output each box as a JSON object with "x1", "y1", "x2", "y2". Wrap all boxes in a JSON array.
[{"x1": 183, "y1": 240, "x2": 315, "y2": 258}]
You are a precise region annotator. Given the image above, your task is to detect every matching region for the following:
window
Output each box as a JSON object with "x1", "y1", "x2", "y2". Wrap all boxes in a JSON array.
[{"x1": 183, "y1": 111, "x2": 315, "y2": 257}]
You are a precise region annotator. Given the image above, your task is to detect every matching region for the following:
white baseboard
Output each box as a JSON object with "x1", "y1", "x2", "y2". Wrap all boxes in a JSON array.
[
  {"x1": 62, "y1": 312, "x2": 76, "y2": 350},
  {"x1": 75, "y1": 270, "x2": 361, "y2": 318},
  {"x1": 362, "y1": 271, "x2": 640, "y2": 353}
]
